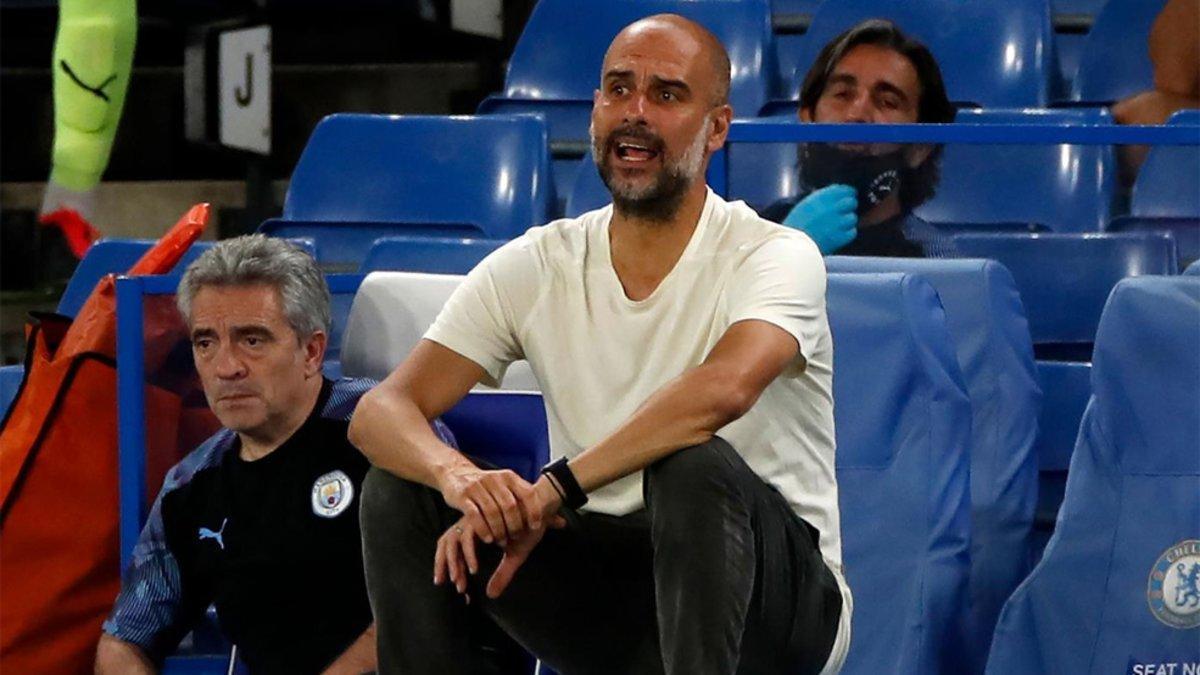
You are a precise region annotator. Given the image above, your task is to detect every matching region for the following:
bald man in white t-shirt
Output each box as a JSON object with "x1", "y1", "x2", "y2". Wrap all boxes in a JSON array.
[{"x1": 349, "y1": 14, "x2": 851, "y2": 675}]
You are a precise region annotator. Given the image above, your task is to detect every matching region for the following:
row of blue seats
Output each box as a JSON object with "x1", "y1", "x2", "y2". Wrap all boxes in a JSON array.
[
  {"x1": 767, "y1": 0, "x2": 1159, "y2": 106},
  {"x1": 45, "y1": 225, "x2": 1183, "y2": 363},
  {"x1": 484, "y1": 0, "x2": 1168, "y2": 140},
  {"x1": 269, "y1": 112, "x2": 1200, "y2": 271}
]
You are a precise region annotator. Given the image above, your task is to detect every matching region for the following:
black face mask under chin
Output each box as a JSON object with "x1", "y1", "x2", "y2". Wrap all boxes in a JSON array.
[{"x1": 799, "y1": 143, "x2": 907, "y2": 217}]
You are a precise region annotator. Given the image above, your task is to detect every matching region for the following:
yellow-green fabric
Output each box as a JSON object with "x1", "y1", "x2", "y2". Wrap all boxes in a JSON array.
[{"x1": 49, "y1": 0, "x2": 136, "y2": 190}]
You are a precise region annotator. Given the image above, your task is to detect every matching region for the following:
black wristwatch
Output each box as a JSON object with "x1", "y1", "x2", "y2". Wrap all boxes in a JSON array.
[{"x1": 540, "y1": 457, "x2": 588, "y2": 511}]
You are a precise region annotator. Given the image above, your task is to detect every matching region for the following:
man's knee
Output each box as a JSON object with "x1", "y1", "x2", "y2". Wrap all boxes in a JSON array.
[
  {"x1": 360, "y1": 467, "x2": 442, "y2": 549},
  {"x1": 645, "y1": 437, "x2": 750, "y2": 509}
]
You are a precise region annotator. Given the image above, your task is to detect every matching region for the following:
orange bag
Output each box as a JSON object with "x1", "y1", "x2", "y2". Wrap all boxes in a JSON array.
[{"x1": 0, "y1": 205, "x2": 212, "y2": 673}]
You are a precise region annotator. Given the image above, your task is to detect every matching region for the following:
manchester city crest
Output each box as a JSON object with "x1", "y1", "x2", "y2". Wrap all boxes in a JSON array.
[
  {"x1": 1147, "y1": 539, "x2": 1200, "y2": 629},
  {"x1": 311, "y1": 470, "x2": 354, "y2": 518}
]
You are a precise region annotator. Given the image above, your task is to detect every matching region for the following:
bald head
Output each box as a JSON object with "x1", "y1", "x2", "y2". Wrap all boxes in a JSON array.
[{"x1": 603, "y1": 14, "x2": 732, "y2": 108}]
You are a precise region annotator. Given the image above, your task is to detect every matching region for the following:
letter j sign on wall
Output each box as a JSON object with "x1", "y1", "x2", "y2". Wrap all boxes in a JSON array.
[{"x1": 219, "y1": 25, "x2": 271, "y2": 155}]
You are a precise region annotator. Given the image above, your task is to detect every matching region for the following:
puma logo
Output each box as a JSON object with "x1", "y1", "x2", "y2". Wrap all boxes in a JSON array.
[
  {"x1": 198, "y1": 518, "x2": 228, "y2": 550},
  {"x1": 59, "y1": 60, "x2": 117, "y2": 102}
]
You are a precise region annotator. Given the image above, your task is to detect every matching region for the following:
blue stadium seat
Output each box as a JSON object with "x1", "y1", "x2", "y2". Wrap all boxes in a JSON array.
[
  {"x1": 772, "y1": 34, "x2": 808, "y2": 106},
  {"x1": 1033, "y1": 361, "x2": 1092, "y2": 482},
  {"x1": 986, "y1": 275, "x2": 1200, "y2": 674},
  {"x1": 1129, "y1": 110, "x2": 1200, "y2": 219},
  {"x1": 1070, "y1": 0, "x2": 1165, "y2": 104},
  {"x1": 58, "y1": 240, "x2": 220, "y2": 318},
  {"x1": 826, "y1": 258, "x2": 1040, "y2": 668},
  {"x1": 1187, "y1": 260, "x2": 1200, "y2": 276},
  {"x1": 477, "y1": 0, "x2": 777, "y2": 140},
  {"x1": 340, "y1": 272, "x2": 540, "y2": 391},
  {"x1": 783, "y1": 0, "x2": 1057, "y2": 107},
  {"x1": 1030, "y1": 360, "x2": 1091, "y2": 561},
  {"x1": 915, "y1": 108, "x2": 1117, "y2": 233},
  {"x1": 441, "y1": 391, "x2": 551, "y2": 484},
  {"x1": 1107, "y1": 216, "x2": 1200, "y2": 268},
  {"x1": 827, "y1": 273, "x2": 972, "y2": 674},
  {"x1": 1, "y1": 364, "x2": 24, "y2": 423},
  {"x1": 724, "y1": 116, "x2": 803, "y2": 214},
  {"x1": 1055, "y1": 32, "x2": 1087, "y2": 96},
  {"x1": 360, "y1": 237, "x2": 505, "y2": 275},
  {"x1": 267, "y1": 114, "x2": 554, "y2": 269},
  {"x1": 949, "y1": 232, "x2": 1179, "y2": 346}
]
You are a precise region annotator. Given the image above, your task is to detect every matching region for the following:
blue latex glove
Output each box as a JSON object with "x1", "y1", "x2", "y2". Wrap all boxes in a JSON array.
[{"x1": 781, "y1": 184, "x2": 858, "y2": 255}]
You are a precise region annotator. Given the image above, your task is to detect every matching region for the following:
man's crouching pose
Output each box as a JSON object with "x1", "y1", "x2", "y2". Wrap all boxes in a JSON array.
[{"x1": 349, "y1": 14, "x2": 852, "y2": 675}]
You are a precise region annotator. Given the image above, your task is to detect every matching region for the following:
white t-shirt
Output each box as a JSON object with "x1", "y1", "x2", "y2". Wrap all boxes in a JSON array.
[{"x1": 425, "y1": 189, "x2": 851, "y2": 671}]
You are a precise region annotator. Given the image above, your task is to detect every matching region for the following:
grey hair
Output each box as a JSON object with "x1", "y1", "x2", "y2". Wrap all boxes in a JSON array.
[{"x1": 176, "y1": 234, "x2": 331, "y2": 339}]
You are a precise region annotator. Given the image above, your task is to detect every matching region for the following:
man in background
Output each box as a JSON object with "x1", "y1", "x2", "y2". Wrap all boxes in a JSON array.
[
  {"x1": 761, "y1": 19, "x2": 956, "y2": 257},
  {"x1": 95, "y1": 236, "x2": 450, "y2": 673}
]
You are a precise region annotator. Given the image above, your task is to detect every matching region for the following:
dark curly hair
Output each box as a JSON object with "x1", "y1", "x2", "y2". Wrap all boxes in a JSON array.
[{"x1": 798, "y1": 19, "x2": 956, "y2": 211}]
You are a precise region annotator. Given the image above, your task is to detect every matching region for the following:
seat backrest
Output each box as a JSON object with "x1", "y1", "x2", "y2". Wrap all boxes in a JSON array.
[
  {"x1": 1131, "y1": 110, "x2": 1200, "y2": 219},
  {"x1": 1031, "y1": 359, "x2": 1091, "y2": 563},
  {"x1": 986, "y1": 276, "x2": 1200, "y2": 673},
  {"x1": 0, "y1": 365, "x2": 23, "y2": 424},
  {"x1": 1106, "y1": 216, "x2": 1200, "y2": 269},
  {"x1": 1070, "y1": 0, "x2": 1165, "y2": 103},
  {"x1": 827, "y1": 258, "x2": 1040, "y2": 664},
  {"x1": 482, "y1": 0, "x2": 775, "y2": 132},
  {"x1": 1186, "y1": 260, "x2": 1200, "y2": 276},
  {"x1": 280, "y1": 113, "x2": 553, "y2": 242},
  {"x1": 339, "y1": 272, "x2": 539, "y2": 390},
  {"x1": 826, "y1": 272, "x2": 973, "y2": 674},
  {"x1": 790, "y1": 0, "x2": 1056, "y2": 107},
  {"x1": 439, "y1": 391, "x2": 551, "y2": 483},
  {"x1": 724, "y1": 116, "x2": 803, "y2": 214},
  {"x1": 915, "y1": 108, "x2": 1116, "y2": 232},
  {"x1": 59, "y1": 240, "x2": 219, "y2": 317},
  {"x1": 1033, "y1": 361, "x2": 1091, "y2": 474},
  {"x1": 950, "y1": 233, "x2": 1178, "y2": 346},
  {"x1": 359, "y1": 237, "x2": 505, "y2": 275}
]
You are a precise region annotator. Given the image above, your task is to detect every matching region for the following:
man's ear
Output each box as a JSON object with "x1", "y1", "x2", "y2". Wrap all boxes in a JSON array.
[
  {"x1": 303, "y1": 330, "x2": 328, "y2": 378},
  {"x1": 799, "y1": 106, "x2": 814, "y2": 122},
  {"x1": 904, "y1": 144, "x2": 935, "y2": 168},
  {"x1": 706, "y1": 104, "x2": 733, "y2": 154}
]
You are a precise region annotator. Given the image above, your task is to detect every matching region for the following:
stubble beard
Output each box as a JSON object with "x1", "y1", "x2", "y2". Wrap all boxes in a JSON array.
[{"x1": 592, "y1": 116, "x2": 712, "y2": 223}]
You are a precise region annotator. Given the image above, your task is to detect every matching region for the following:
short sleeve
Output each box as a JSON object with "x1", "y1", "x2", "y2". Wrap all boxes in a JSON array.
[
  {"x1": 725, "y1": 232, "x2": 828, "y2": 367},
  {"x1": 424, "y1": 239, "x2": 539, "y2": 387},
  {"x1": 101, "y1": 490, "x2": 211, "y2": 663}
]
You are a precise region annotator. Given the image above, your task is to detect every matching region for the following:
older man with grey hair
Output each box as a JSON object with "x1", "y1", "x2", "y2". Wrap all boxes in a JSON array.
[{"x1": 96, "y1": 235, "x2": 455, "y2": 674}]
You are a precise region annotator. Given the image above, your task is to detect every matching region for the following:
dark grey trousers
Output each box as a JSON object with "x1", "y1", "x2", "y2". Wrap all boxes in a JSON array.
[{"x1": 359, "y1": 437, "x2": 842, "y2": 675}]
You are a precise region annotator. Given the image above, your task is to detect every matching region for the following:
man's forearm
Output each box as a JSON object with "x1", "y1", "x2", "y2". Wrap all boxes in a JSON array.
[
  {"x1": 349, "y1": 386, "x2": 470, "y2": 489},
  {"x1": 321, "y1": 623, "x2": 377, "y2": 675},
  {"x1": 568, "y1": 362, "x2": 754, "y2": 494},
  {"x1": 94, "y1": 634, "x2": 156, "y2": 675}
]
